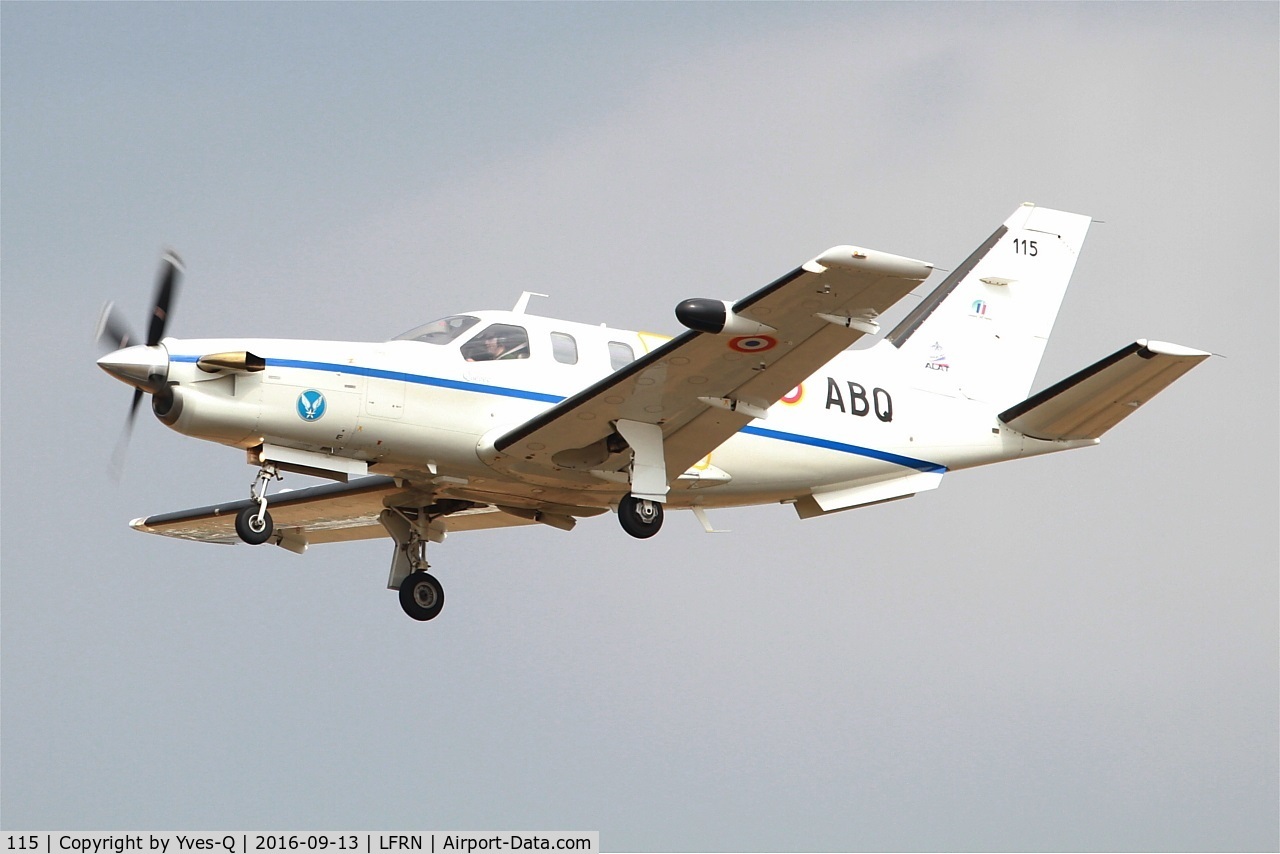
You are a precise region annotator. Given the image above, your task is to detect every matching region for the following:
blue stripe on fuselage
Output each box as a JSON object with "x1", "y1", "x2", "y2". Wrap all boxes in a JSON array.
[
  {"x1": 267, "y1": 358, "x2": 564, "y2": 403},
  {"x1": 171, "y1": 354, "x2": 561, "y2": 403},
  {"x1": 171, "y1": 354, "x2": 946, "y2": 472},
  {"x1": 740, "y1": 425, "x2": 946, "y2": 473}
]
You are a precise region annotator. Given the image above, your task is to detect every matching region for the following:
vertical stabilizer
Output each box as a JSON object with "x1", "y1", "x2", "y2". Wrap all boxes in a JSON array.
[{"x1": 887, "y1": 204, "x2": 1092, "y2": 407}]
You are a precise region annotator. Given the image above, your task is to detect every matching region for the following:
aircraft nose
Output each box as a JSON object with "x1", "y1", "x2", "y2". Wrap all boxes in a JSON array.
[{"x1": 97, "y1": 343, "x2": 170, "y2": 391}]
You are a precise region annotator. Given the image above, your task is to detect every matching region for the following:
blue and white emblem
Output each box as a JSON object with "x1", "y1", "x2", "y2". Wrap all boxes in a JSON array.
[{"x1": 296, "y1": 389, "x2": 327, "y2": 421}]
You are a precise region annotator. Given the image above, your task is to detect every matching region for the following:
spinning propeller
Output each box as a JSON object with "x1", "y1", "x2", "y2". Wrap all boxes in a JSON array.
[{"x1": 96, "y1": 252, "x2": 183, "y2": 470}]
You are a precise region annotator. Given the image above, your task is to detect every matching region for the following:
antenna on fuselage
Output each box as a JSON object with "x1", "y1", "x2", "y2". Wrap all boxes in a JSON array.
[{"x1": 512, "y1": 291, "x2": 549, "y2": 314}]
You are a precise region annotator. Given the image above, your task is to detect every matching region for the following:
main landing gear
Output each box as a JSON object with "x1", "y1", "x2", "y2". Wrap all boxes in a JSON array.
[
  {"x1": 612, "y1": 420, "x2": 668, "y2": 540},
  {"x1": 395, "y1": 537, "x2": 445, "y2": 621},
  {"x1": 618, "y1": 493, "x2": 664, "y2": 539},
  {"x1": 235, "y1": 462, "x2": 279, "y2": 545},
  {"x1": 379, "y1": 504, "x2": 461, "y2": 622}
]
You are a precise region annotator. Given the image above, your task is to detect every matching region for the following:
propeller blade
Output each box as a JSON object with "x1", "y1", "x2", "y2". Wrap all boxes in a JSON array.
[
  {"x1": 109, "y1": 388, "x2": 145, "y2": 479},
  {"x1": 146, "y1": 251, "x2": 183, "y2": 347},
  {"x1": 95, "y1": 301, "x2": 136, "y2": 353},
  {"x1": 104, "y1": 249, "x2": 184, "y2": 479}
]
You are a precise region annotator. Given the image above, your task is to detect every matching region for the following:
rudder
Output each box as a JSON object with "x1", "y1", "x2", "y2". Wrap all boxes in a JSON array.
[{"x1": 887, "y1": 204, "x2": 1093, "y2": 408}]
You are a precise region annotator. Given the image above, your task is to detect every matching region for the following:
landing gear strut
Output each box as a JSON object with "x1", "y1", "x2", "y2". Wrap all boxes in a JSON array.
[
  {"x1": 235, "y1": 463, "x2": 279, "y2": 545},
  {"x1": 613, "y1": 420, "x2": 668, "y2": 539},
  {"x1": 618, "y1": 493, "x2": 664, "y2": 539},
  {"x1": 380, "y1": 506, "x2": 449, "y2": 622}
]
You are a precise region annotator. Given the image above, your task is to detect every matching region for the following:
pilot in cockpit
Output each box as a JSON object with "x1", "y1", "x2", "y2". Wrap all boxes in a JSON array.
[{"x1": 464, "y1": 324, "x2": 529, "y2": 362}]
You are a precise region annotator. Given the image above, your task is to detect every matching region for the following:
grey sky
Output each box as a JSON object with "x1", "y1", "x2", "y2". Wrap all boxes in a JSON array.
[{"x1": 2, "y1": 2, "x2": 1276, "y2": 850}]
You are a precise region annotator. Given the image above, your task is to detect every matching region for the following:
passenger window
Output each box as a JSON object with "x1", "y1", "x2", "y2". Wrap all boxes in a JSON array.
[
  {"x1": 462, "y1": 324, "x2": 530, "y2": 362},
  {"x1": 551, "y1": 332, "x2": 578, "y2": 365},
  {"x1": 608, "y1": 341, "x2": 635, "y2": 371}
]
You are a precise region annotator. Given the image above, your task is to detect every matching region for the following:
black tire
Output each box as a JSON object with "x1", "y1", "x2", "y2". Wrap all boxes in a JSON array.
[
  {"x1": 618, "y1": 494, "x2": 664, "y2": 539},
  {"x1": 399, "y1": 571, "x2": 445, "y2": 621},
  {"x1": 234, "y1": 505, "x2": 273, "y2": 545}
]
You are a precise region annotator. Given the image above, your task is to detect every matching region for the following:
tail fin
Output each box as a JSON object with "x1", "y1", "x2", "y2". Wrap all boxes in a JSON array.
[{"x1": 887, "y1": 204, "x2": 1093, "y2": 407}]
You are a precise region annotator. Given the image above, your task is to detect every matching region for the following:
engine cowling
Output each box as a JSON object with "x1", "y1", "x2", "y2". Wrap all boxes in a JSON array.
[{"x1": 153, "y1": 383, "x2": 260, "y2": 446}]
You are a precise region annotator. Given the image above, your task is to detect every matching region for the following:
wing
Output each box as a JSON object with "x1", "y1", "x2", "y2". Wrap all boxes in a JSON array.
[
  {"x1": 130, "y1": 476, "x2": 541, "y2": 549},
  {"x1": 488, "y1": 244, "x2": 933, "y2": 486}
]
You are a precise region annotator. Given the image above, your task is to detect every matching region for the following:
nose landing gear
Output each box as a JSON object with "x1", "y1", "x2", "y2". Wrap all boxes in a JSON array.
[{"x1": 235, "y1": 462, "x2": 280, "y2": 545}]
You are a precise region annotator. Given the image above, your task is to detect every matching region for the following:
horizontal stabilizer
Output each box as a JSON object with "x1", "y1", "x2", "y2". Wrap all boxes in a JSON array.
[{"x1": 999, "y1": 340, "x2": 1210, "y2": 441}]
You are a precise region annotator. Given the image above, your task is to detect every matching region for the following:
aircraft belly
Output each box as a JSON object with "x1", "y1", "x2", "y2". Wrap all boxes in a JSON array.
[{"x1": 351, "y1": 418, "x2": 485, "y2": 471}]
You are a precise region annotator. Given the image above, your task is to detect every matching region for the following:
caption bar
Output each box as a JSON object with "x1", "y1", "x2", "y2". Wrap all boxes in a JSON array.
[{"x1": 4, "y1": 835, "x2": 598, "y2": 854}]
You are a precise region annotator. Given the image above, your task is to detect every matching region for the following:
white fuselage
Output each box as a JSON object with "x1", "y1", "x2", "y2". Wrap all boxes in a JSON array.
[{"x1": 153, "y1": 309, "x2": 1078, "y2": 516}]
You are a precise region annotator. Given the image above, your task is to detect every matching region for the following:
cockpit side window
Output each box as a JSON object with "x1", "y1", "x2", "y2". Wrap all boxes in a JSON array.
[
  {"x1": 462, "y1": 324, "x2": 531, "y2": 362},
  {"x1": 393, "y1": 315, "x2": 480, "y2": 344}
]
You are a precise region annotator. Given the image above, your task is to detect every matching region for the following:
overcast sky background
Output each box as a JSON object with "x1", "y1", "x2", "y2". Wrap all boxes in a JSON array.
[{"x1": 2, "y1": 3, "x2": 1276, "y2": 851}]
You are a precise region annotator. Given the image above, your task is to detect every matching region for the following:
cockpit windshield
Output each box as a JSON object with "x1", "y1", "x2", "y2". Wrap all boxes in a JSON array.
[{"x1": 393, "y1": 315, "x2": 481, "y2": 344}]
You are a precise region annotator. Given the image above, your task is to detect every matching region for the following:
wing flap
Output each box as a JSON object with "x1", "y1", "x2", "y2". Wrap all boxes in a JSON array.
[{"x1": 998, "y1": 340, "x2": 1210, "y2": 441}]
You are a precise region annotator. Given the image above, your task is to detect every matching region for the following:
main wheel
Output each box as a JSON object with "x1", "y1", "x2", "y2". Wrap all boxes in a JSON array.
[
  {"x1": 235, "y1": 505, "x2": 273, "y2": 545},
  {"x1": 618, "y1": 494, "x2": 664, "y2": 539},
  {"x1": 399, "y1": 571, "x2": 445, "y2": 621}
]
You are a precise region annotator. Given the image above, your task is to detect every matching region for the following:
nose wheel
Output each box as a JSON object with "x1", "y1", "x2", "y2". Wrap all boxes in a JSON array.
[{"x1": 235, "y1": 504, "x2": 274, "y2": 545}]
